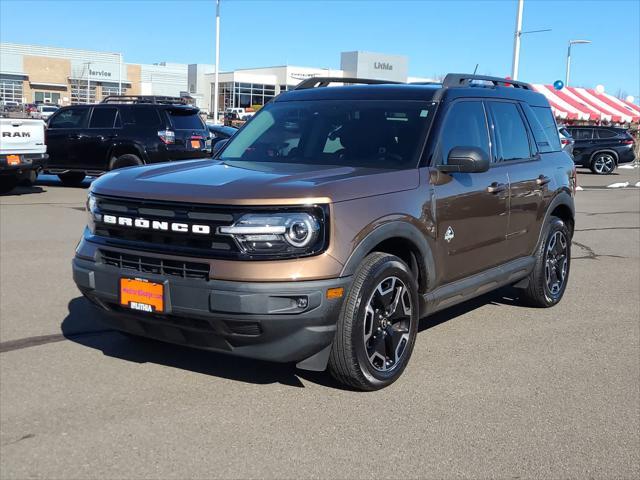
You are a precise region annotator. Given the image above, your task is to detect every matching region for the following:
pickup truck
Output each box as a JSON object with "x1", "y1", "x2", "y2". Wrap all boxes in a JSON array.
[{"x1": 0, "y1": 118, "x2": 48, "y2": 194}]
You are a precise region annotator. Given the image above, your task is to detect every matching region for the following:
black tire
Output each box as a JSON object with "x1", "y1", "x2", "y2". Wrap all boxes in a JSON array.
[
  {"x1": 328, "y1": 252, "x2": 419, "y2": 391},
  {"x1": 58, "y1": 172, "x2": 86, "y2": 186},
  {"x1": 519, "y1": 216, "x2": 571, "y2": 307},
  {"x1": 0, "y1": 176, "x2": 19, "y2": 194},
  {"x1": 590, "y1": 152, "x2": 616, "y2": 174},
  {"x1": 110, "y1": 153, "x2": 143, "y2": 170},
  {"x1": 19, "y1": 169, "x2": 38, "y2": 186}
]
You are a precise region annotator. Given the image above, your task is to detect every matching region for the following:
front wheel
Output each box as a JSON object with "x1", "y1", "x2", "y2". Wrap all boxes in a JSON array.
[
  {"x1": 328, "y1": 252, "x2": 419, "y2": 391},
  {"x1": 590, "y1": 152, "x2": 616, "y2": 174},
  {"x1": 519, "y1": 216, "x2": 571, "y2": 307}
]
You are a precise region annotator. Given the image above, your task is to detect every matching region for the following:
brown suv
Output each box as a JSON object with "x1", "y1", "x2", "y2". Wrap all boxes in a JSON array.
[{"x1": 73, "y1": 74, "x2": 576, "y2": 390}]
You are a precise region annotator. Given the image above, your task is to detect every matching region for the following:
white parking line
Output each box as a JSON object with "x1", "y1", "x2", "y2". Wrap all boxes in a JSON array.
[{"x1": 607, "y1": 181, "x2": 630, "y2": 188}]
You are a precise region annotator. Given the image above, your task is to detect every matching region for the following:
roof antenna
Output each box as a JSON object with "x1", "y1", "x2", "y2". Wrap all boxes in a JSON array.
[{"x1": 473, "y1": 64, "x2": 479, "y2": 75}]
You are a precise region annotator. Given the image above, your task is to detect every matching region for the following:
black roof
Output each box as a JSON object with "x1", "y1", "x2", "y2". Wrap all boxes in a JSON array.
[{"x1": 277, "y1": 74, "x2": 549, "y2": 107}]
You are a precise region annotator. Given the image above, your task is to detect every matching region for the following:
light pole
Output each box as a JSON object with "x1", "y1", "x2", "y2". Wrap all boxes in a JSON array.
[
  {"x1": 566, "y1": 40, "x2": 591, "y2": 86},
  {"x1": 213, "y1": 0, "x2": 221, "y2": 123},
  {"x1": 84, "y1": 61, "x2": 92, "y2": 104},
  {"x1": 510, "y1": 0, "x2": 551, "y2": 80}
]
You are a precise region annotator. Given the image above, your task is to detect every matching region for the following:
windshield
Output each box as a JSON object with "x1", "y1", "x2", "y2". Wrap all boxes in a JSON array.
[{"x1": 220, "y1": 100, "x2": 433, "y2": 169}]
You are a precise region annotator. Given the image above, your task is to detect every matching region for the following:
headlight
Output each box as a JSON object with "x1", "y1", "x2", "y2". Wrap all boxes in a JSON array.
[
  {"x1": 219, "y1": 212, "x2": 322, "y2": 256},
  {"x1": 86, "y1": 192, "x2": 97, "y2": 213}
]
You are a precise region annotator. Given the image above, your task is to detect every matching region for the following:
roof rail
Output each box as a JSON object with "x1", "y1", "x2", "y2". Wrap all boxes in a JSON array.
[
  {"x1": 441, "y1": 73, "x2": 532, "y2": 90},
  {"x1": 101, "y1": 95, "x2": 190, "y2": 105},
  {"x1": 294, "y1": 76, "x2": 401, "y2": 90}
]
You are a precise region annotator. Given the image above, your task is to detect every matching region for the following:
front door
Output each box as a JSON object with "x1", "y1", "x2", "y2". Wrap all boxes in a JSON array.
[
  {"x1": 46, "y1": 107, "x2": 90, "y2": 168},
  {"x1": 430, "y1": 100, "x2": 510, "y2": 285}
]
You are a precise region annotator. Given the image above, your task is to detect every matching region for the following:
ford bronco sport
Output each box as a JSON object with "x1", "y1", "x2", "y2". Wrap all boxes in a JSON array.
[{"x1": 73, "y1": 74, "x2": 576, "y2": 390}]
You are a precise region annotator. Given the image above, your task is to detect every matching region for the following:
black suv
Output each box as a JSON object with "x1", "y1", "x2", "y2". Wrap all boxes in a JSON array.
[
  {"x1": 567, "y1": 126, "x2": 636, "y2": 174},
  {"x1": 45, "y1": 96, "x2": 211, "y2": 185}
]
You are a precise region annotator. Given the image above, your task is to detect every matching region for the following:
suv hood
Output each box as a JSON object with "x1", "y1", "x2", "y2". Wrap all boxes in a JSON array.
[{"x1": 90, "y1": 159, "x2": 419, "y2": 205}]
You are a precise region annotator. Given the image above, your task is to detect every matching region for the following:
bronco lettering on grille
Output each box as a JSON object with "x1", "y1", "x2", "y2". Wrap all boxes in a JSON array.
[{"x1": 102, "y1": 215, "x2": 211, "y2": 235}]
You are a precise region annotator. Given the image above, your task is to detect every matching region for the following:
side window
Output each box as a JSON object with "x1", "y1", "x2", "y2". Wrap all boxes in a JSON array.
[
  {"x1": 527, "y1": 105, "x2": 561, "y2": 153},
  {"x1": 437, "y1": 101, "x2": 489, "y2": 164},
  {"x1": 572, "y1": 129, "x2": 593, "y2": 140},
  {"x1": 596, "y1": 129, "x2": 617, "y2": 139},
  {"x1": 48, "y1": 108, "x2": 89, "y2": 129},
  {"x1": 488, "y1": 101, "x2": 532, "y2": 161},
  {"x1": 89, "y1": 108, "x2": 118, "y2": 128}
]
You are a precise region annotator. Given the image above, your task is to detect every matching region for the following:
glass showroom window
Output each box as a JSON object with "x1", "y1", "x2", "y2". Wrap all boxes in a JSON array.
[
  {"x1": 101, "y1": 84, "x2": 126, "y2": 99},
  {"x1": 0, "y1": 77, "x2": 24, "y2": 104},
  {"x1": 34, "y1": 91, "x2": 61, "y2": 104},
  {"x1": 70, "y1": 80, "x2": 96, "y2": 104}
]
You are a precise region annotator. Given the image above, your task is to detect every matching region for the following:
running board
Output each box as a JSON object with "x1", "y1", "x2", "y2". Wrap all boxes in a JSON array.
[{"x1": 422, "y1": 256, "x2": 535, "y2": 315}]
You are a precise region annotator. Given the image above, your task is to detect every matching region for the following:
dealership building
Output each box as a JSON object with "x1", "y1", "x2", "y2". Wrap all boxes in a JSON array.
[{"x1": 0, "y1": 43, "x2": 431, "y2": 114}]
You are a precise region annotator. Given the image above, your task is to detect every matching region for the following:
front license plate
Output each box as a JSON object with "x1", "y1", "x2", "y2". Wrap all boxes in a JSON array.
[
  {"x1": 120, "y1": 278, "x2": 164, "y2": 313},
  {"x1": 190, "y1": 139, "x2": 201, "y2": 149},
  {"x1": 6, "y1": 154, "x2": 21, "y2": 166}
]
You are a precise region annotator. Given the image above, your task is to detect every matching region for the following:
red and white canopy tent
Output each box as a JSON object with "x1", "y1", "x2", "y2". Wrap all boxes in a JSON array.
[{"x1": 531, "y1": 84, "x2": 640, "y2": 124}]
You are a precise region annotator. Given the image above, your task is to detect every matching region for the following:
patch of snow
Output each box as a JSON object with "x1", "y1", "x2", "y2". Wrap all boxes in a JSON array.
[
  {"x1": 618, "y1": 164, "x2": 637, "y2": 169},
  {"x1": 575, "y1": 186, "x2": 584, "y2": 191},
  {"x1": 635, "y1": 182, "x2": 640, "y2": 188},
  {"x1": 607, "y1": 181, "x2": 630, "y2": 188}
]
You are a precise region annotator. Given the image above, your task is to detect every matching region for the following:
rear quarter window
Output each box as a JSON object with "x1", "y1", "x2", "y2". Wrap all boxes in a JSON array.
[
  {"x1": 120, "y1": 106, "x2": 162, "y2": 128},
  {"x1": 528, "y1": 106, "x2": 561, "y2": 153}
]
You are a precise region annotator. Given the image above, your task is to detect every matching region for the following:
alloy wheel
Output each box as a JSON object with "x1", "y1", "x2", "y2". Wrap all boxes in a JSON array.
[
  {"x1": 363, "y1": 276, "x2": 413, "y2": 372},
  {"x1": 593, "y1": 154, "x2": 615, "y2": 174},
  {"x1": 545, "y1": 231, "x2": 568, "y2": 296}
]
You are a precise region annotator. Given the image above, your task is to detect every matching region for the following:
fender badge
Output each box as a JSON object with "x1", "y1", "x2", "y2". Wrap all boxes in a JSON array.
[{"x1": 444, "y1": 226, "x2": 455, "y2": 243}]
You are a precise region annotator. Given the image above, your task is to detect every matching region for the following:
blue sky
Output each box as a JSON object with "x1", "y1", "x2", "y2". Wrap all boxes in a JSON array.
[{"x1": 1, "y1": 0, "x2": 638, "y2": 97}]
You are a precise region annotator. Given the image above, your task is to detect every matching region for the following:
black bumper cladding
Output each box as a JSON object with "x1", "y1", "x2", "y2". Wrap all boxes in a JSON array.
[{"x1": 72, "y1": 256, "x2": 350, "y2": 371}]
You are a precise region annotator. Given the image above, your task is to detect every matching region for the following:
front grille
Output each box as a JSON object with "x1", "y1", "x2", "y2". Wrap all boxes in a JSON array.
[
  {"x1": 91, "y1": 195, "x2": 238, "y2": 257},
  {"x1": 100, "y1": 249, "x2": 209, "y2": 280}
]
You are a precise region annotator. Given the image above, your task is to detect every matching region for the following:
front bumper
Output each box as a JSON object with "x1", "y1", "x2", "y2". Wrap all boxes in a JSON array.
[
  {"x1": 0, "y1": 153, "x2": 48, "y2": 175},
  {"x1": 72, "y1": 255, "x2": 351, "y2": 370}
]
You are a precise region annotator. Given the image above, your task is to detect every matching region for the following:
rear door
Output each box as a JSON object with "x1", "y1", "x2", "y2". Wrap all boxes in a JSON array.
[
  {"x1": 489, "y1": 101, "x2": 550, "y2": 260},
  {"x1": 165, "y1": 107, "x2": 209, "y2": 160},
  {"x1": 569, "y1": 128, "x2": 593, "y2": 164},
  {"x1": 84, "y1": 106, "x2": 121, "y2": 170},
  {"x1": 430, "y1": 100, "x2": 511, "y2": 284},
  {"x1": 45, "y1": 107, "x2": 90, "y2": 168}
]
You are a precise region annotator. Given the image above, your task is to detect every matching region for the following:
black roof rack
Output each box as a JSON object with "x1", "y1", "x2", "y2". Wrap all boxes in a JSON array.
[
  {"x1": 294, "y1": 76, "x2": 401, "y2": 90},
  {"x1": 441, "y1": 73, "x2": 532, "y2": 90},
  {"x1": 101, "y1": 95, "x2": 190, "y2": 105}
]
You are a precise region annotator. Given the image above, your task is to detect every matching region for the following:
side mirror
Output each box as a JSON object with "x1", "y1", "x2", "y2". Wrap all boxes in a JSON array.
[
  {"x1": 212, "y1": 138, "x2": 229, "y2": 156},
  {"x1": 439, "y1": 147, "x2": 490, "y2": 173}
]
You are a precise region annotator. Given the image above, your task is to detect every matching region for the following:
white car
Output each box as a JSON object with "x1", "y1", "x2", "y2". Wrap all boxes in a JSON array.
[{"x1": 34, "y1": 104, "x2": 59, "y2": 120}]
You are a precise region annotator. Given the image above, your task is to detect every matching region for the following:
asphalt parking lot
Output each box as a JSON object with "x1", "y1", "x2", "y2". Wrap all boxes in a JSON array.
[{"x1": 1, "y1": 167, "x2": 639, "y2": 479}]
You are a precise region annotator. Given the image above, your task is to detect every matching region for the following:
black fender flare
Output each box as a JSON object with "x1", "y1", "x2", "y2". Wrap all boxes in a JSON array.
[
  {"x1": 340, "y1": 221, "x2": 436, "y2": 292},
  {"x1": 107, "y1": 142, "x2": 149, "y2": 169},
  {"x1": 535, "y1": 190, "x2": 575, "y2": 249}
]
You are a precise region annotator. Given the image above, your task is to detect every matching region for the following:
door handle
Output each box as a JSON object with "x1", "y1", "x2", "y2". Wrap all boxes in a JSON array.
[
  {"x1": 67, "y1": 134, "x2": 80, "y2": 140},
  {"x1": 487, "y1": 182, "x2": 507, "y2": 194},
  {"x1": 536, "y1": 175, "x2": 551, "y2": 186}
]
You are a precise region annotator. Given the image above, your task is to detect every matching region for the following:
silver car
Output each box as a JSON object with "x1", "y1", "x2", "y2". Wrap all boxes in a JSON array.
[{"x1": 558, "y1": 125, "x2": 574, "y2": 157}]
